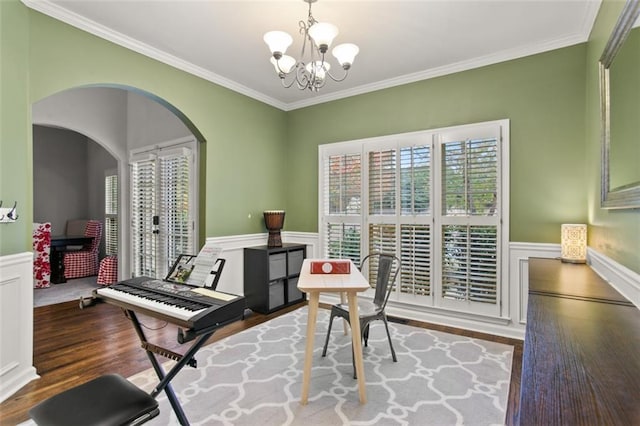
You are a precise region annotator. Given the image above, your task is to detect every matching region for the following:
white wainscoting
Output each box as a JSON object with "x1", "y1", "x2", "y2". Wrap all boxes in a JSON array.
[
  {"x1": 206, "y1": 235, "x2": 639, "y2": 339},
  {"x1": 1, "y1": 236, "x2": 637, "y2": 401},
  {"x1": 204, "y1": 232, "x2": 319, "y2": 297},
  {"x1": 0, "y1": 252, "x2": 39, "y2": 403}
]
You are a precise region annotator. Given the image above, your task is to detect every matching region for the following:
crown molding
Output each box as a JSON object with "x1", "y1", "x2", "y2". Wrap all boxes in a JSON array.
[
  {"x1": 23, "y1": 0, "x2": 601, "y2": 112},
  {"x1": 21, "y1": 0, "x2": 289, "y2": 110}
]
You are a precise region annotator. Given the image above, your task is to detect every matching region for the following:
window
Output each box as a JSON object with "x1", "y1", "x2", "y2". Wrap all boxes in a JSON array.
[
  {"x1": 323, "y1": 152, "x2": 362, "y2": 264},
  {"x1": 104, "y1": 172, "x2": 118, "y2": 256},
  {"x1": 319, "y1": 120, "x2": 508, "y2": 318},
  {"x1": 130, "y1": 139, "x2": 197, "y2": 279}
]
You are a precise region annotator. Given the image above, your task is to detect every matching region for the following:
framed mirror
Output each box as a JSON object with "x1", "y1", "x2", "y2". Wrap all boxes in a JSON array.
[{"x1": 599, "y1": 0, "x2": 640, "y2": 209}]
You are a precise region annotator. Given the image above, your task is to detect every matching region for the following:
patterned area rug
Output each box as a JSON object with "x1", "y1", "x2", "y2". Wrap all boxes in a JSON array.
[{"x1": 129, "y1": 307, "x2": 513, "y2": 426}]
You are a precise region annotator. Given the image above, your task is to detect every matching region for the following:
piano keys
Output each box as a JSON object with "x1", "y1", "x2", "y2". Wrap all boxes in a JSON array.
[{"x1": 95, "y1": 276, "x2": 246, "y2": 334}]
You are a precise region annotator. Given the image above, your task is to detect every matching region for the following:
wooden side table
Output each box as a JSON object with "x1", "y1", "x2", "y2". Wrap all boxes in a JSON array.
[{"x1": 296, "y1": 259, "x2": 370, "y2": 405}]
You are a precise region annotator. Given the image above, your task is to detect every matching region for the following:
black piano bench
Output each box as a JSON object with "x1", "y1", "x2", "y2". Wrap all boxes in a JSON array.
[{"x1": 29, "y1": 374, "x2": 159, "y2": 426}]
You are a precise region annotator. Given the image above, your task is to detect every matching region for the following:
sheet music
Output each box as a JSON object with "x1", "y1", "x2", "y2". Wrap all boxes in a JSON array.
[{"x1": 185, "y1": 242, "x2": 223, "y2": 286}]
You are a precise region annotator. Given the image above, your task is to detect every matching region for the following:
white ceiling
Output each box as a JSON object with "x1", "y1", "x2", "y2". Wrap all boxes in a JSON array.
[{"x1": 23, "y1": 0, "x2": 602, "y2": 111}]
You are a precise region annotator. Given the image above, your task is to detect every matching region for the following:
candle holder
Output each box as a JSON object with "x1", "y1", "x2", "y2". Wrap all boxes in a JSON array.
[{"x1": 264, "y1": 210, "x2": 285, "y2": 247}]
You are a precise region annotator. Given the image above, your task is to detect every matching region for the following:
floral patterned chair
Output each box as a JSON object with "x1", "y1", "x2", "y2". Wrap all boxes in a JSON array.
[
  {"x1": 33, "y1": 222, "x2": 52, "y2": 289},
  {"x1": 63, "y1": 220, "x2": 102, "y2": 279}
]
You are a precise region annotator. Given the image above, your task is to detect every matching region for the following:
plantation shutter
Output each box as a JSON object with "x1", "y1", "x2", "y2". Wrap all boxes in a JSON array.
[
  {"x1": 319, "y1": 120, "x2": 507, "y2": 317},
  {"x1": 400, "y1": 224, "x2": 431, "y2": 296},
  {"x1": 130, "y1": 140, "x2": 196, "y2": 280},
  {"x1": 104, "y1": 174, "x2": 118, "y2": 256},
  {"x1": 440, "y1": 130, "x2": 500, "y2": 307},
  {"x1": 159, "y1": 148, "x2": 194, "y2": 270},
  {"x1": 399, "y1": 144, "x2": 432, "y2": 297},
  {"x1": 131, "y1": 155, "x2": 158, "y2": 277},
  {"x1": 368, "y1": 149, "x2": 396, "y2": 215},
  {"x1": 323, "y1": 153, "x2": 361, "y2": 264}
]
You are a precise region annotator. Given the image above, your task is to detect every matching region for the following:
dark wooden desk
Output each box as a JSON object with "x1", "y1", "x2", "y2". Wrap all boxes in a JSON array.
[
  {"x1": 50, "y1": 235, "x2": 94, "y2": 284},
  {"x1": 519, "y1": 258, "x2": 640, "y2": 425}
]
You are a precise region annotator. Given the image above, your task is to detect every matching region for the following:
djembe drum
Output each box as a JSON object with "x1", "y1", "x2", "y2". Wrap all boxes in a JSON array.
[{"x1": 264, "y1": 210, "x2": 285, "y2": 247}]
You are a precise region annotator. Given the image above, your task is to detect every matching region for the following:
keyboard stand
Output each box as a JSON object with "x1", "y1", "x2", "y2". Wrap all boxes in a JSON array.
[{"x1": 126, "y1": 309, "x2": 214, "y2": 426}]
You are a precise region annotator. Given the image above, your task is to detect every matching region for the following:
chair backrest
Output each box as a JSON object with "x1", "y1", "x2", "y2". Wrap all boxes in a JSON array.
[
  {"x1": 360, "y1": 252, "x2": 400, "y2": 308},
  {"x1": 84, "y1": 220, "x2": 102, "y2": 253}
]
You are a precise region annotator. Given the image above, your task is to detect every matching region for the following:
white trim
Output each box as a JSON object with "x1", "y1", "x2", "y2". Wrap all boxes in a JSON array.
[
  {"x1": 508, "y1": 242, "x2": 560, "y2": 325},
  {"x1": 20, "y1": 0, "x2": 288, "y2": 111},
  {"x1": 0, "y1": 252, "x2": 39, "y2": 403},
  {"x1": 588, "y1": 248, "x2": 640, "y2": 308},
  {"x1": 21, "y1": 0, "x2": 600, "y2": 112},
  {"x1": 204, "y1": 232, "x2": 318, "y2": 296}
]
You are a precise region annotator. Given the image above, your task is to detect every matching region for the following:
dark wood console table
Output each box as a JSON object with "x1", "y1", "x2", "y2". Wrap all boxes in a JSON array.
[{"x1": 519, "y1": 258, "x2": 640, "y2": 425}]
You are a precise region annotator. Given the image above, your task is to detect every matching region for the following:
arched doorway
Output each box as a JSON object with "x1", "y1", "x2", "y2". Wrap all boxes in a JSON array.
[{"x1": 32, "y1": 85, "x2": 205, "y2": 302}]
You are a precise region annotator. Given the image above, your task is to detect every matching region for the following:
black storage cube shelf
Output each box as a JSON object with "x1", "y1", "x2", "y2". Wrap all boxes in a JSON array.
[{"x1": 244, "y1": 243, "x2": 306, "y2": 314}]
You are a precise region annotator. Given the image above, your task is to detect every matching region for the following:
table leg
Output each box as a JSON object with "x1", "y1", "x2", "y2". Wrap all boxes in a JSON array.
[
  {"x1": 301, "y1": 291, "x2": 320, "y2": 405},
  {"x1": 347, "y1": 292, "x2": 367, "y2": 404},
  {"x1": 50, "y1": 247, "x2": 67, "y2": 284}
]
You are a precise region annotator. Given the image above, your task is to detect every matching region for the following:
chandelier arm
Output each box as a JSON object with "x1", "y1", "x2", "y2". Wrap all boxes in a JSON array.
[
  {"x1": 325, "y1": 68, "x2": 350, "y2": 83},
  {"x1": 295, "y1": 64, "x2": 311, "y2": 89},
  {"x1": 280, "y1": 75, "x2": 298, "y2": 89}
]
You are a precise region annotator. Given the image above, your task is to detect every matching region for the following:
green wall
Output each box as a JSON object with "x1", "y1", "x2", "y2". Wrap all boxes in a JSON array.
[
  {"x1": 586, "y1": 0, "x2": 640, "y2": 272},
  {"x1": 0, "y1": 1, "x2": 288, "y2": 255},
  {"x1": 0, "y1": 0, "x2": 32, "y2": 255},
  {"x1": 285, "y1": 45, "x2": 588, "y2": 243},
  {"x1": 1, "y1": 0, "x2": 638, "y2": 274}
]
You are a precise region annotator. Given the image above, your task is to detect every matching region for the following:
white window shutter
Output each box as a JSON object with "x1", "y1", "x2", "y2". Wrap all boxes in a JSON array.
[
  {"x1": 323, "y1": 152, "x2": 362, "y2": 263},
  {"x1": 159, "y1": 148, "x2": 194, "y2": 269},
  {"x1": 130, "y1": 155, "x2": 158, "y2": 277},
  {"x1": 104, "y1": 174, "x2": 118, "y2": 256},
  {"x1": 318, "y1": 120, "x2": 506, "y2": 317}
]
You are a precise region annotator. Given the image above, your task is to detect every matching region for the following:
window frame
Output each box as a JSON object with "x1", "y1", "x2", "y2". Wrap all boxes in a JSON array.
[{"x1": 318, "y1": 120, "x2": 510, "y2": 319}]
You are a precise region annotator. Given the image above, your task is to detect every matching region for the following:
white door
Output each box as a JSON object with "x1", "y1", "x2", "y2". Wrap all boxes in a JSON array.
[{"x1": 130, "y1": 138, "x2": 197, "y2": 279}]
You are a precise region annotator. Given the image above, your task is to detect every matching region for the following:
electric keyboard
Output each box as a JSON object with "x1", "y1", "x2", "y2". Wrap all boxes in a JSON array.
[{"x1": 95, "y1": 276, "x2": 246, "y2": 333}]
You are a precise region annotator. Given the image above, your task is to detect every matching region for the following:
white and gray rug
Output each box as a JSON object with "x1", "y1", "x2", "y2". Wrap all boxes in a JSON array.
[{"x1": 129, "y1": 307, "x2": 513, "y2": 426}]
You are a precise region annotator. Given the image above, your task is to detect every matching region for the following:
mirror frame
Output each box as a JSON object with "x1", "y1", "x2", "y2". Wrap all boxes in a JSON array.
[{"x1": 599, "y1": 0, "x2": 640, "y2": 209}]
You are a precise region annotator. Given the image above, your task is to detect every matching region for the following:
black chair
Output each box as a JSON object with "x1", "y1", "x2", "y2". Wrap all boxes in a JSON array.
[
  {"x1": 321, "y1": 252, "x2": 401, "y2": 377},
  {"x1": 29, "y1": 374, "x2": 159, "y2": 426}
]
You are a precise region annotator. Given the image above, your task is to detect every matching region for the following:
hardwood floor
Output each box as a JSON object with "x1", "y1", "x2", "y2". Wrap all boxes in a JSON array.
[{"x1": 0, "y1": 300, "x2": 522, "y2": 425}]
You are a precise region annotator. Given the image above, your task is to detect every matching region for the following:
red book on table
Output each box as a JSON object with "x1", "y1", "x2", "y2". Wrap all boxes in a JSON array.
[{"x1": 310, "y1": 260, "x2": 351, "y2": 274}]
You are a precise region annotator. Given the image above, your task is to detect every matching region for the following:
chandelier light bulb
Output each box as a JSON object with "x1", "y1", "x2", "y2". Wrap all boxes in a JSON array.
[
  {"x1": 270, "y1": 55, "x2": 297, "y2": 74},
  {"x1": 332, "y1": 43, "x2": 359, "y2": 69},
  {"x1": 306, "y1": 61, "x2": 331, "y2": 81},
  {"x1": 264, "y1": 31, "x2": 293, "y2": 57},
  {"x1": 308, "y1": 22, "x2": 338, "y2": 53}
]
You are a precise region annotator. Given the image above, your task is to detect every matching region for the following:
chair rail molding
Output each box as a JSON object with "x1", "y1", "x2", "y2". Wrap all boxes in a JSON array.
[
  {"x1": 205, "y1": 232, "x2": 318, "y2": 297},
  {"x1": 0, "y1": 252, "x2": 39, "y2": 403}
]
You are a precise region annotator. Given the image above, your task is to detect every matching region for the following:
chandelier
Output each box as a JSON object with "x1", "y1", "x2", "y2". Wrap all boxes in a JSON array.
[{"x1": 263, "y1": 0, "x2": 359, "y2": 92}]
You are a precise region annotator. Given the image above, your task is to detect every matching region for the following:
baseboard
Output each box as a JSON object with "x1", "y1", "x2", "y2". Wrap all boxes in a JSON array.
[{"x1": 0, "y1": 366, "x2": 39, "y2": 404}]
